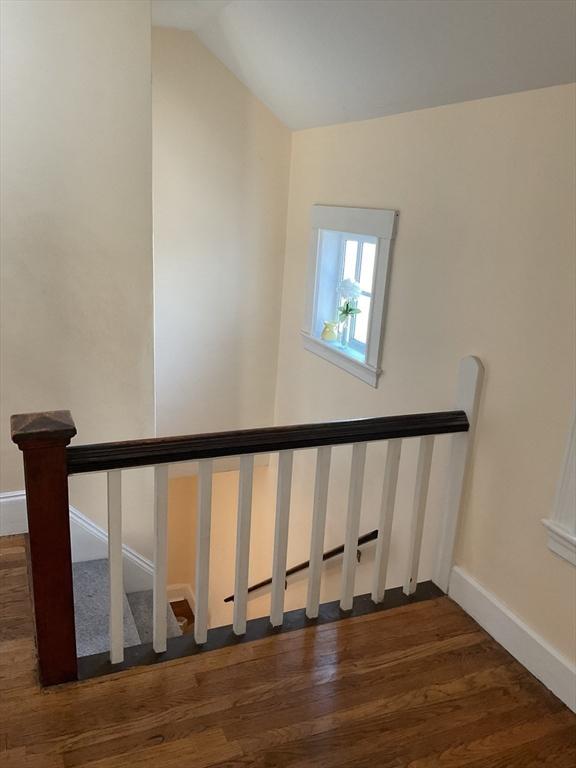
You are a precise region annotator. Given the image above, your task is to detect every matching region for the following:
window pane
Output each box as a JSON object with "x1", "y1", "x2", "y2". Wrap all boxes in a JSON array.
[
  {"x1": 343, "y1": 240, "x2": 358, "y2": 280},
  {"x1": 353, "y1": 294, "x2": 371, "y2": 344},
  {"x1": 359, "y1": 242, "x2": 376, "y2": 292}
]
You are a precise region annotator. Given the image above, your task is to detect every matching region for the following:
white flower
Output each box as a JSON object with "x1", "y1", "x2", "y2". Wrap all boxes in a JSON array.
[{"x1": 338, "y1": 278, "x2": 362, "y2": 298}]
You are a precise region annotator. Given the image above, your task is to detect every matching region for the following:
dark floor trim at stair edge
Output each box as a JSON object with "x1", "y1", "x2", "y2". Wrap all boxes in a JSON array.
[{"x1": 78, "y1": 581, "x2": 443, "y2": 681}]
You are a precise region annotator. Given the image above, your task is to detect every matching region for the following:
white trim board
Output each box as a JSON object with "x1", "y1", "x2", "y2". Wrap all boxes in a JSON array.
[
  {"x1": 449, "y1": 566, "x2": 576, "y2": 712},
  {"x1": 0, "y1": 491, "x2": 28, "y2": 536},
  {"x1": 301, "y1": 332, "x2": 380, "y2": 387},
  {"x1": 542, "y1": 519, "x2": 576, "y2": 566},
  {"x1": 542, "y1": 409, "x2": 576, "y2": 566},
  {"x1": 0, "y1": 491, "x2": 153, "y2": 593},
  {"x1": 69, "y1": 504, "x2": 154, "y2": 592}
]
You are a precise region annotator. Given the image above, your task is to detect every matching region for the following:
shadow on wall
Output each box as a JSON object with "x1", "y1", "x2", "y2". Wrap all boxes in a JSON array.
[{"x1": 153, "y1": 26, "x2": 291, "y2": 440}]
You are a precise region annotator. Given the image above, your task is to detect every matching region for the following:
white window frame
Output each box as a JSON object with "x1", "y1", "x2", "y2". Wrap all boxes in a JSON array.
[{"x1": 301, "y1": 205, "x2": 398, "y2": 387}]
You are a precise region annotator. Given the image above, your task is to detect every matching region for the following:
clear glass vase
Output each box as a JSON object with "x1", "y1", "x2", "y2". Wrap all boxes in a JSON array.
[{"x1": 339, "y1": 319, "x2": 351, "y2": 348}]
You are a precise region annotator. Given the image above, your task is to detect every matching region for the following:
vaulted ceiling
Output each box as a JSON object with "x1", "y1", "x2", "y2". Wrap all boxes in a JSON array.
[{"x1": 152, "y1": 0, "x2": 576, "y2": 130}]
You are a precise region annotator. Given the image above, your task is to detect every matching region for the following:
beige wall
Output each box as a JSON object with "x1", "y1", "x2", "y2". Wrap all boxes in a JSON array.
[
  {"x1": 152, "y1": 28, "x2": 291, "y2": 437},
  {"x1": 274, "y1": 84, "x2": 576, "y2": 660},
  {"x1": 152, "y1": 26, "x2": 443, "y2": 624},
  {"x1": 168, "y1": 468, "x2": 278, "y2": 628},
  {"x1": 0, "y1": 0, "x2": 155, "y2": 554},
  {"x1": 2, "y1": 5, "x2": 572, "y2": 661}
]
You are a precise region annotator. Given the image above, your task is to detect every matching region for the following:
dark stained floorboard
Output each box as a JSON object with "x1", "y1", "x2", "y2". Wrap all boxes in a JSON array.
[{"x1": 0, "y1": 534, "x2": 574, "y2": 767}]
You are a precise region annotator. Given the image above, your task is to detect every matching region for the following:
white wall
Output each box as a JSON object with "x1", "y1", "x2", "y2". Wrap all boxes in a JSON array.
[
  {"x1": 0, "y1": 0, "x2": 155, "y2": 555},
  {"x1": 152, "y1": 27, "x2": 291, "y2": 437},
  {"x1": 274, "y1": 84, "x2": 576, "y2": 661}
]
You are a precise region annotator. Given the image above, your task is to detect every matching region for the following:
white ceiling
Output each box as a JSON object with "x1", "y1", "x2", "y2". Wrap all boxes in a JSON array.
[{"x1": 152, "y1": 0, "x2": 576, "y2": 130}]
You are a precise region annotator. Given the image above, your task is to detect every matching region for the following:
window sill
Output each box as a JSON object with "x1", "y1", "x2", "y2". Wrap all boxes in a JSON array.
[{"x1": 301, "y1": 332, "x2": 381, "y2": 387}]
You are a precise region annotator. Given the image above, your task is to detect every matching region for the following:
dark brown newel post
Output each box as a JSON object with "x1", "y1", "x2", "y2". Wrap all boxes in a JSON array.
[{"x1": 11, "y1": 411, "x2": 78, "y2": 686}]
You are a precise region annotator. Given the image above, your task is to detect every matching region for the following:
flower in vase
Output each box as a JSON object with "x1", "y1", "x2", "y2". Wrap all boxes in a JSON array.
[
  {"x1": 338, "y1": 278, "x2": 362, "y2": 299},
  {"x1": 338, "y1": 300, "x2": 361, "y2": 323}
]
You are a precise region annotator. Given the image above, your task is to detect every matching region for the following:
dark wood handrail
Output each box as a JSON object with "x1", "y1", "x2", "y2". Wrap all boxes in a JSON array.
[
  {"x1": 66, "y1": 410, "x2": 469, "y2": 474},
  {"x1": 224, "y1": 529, "x2": 378, "y2": 603}
]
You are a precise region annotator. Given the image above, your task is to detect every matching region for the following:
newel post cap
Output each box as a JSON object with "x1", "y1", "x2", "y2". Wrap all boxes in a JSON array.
[{"x1": 11, "y1": 410, "x2": 77, "y2": 449}]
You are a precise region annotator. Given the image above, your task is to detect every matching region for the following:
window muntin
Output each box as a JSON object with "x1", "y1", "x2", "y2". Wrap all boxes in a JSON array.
[{"x1": 313, "y1": 230, "x2": 377, "y2": 363}]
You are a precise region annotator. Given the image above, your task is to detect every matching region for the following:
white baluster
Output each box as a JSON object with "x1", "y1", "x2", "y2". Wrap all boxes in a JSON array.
[
  {"x1": 306, "y1": 446, "x2": 332, "y2": 619},
  {"x1": 233, "y1": 454, "x2": 254, "y2": 635},
  {"x1": 194, "y1": 459, "x2": 213, "y2": 644},
  {"x1": 107, "y1": 470, "x2": 123, "y2": 664},
  {"x1": 270, "y1": 450, "x2": 294, "y2": 627},
  {"x1": 340, "y1": 443, "x2": 367, "y2": 611},
  {"x1": 371, "y1": 439, "x2": 402, "y2": 604},
  {"x1": 403, "y1": 436, "x2": 435, "y2": 596},
  {"x1": 434, "y1": 356, "x2": 484, "y2": 591},
  {"x1": 153, "y1": 464, "x2": 169, "y2": 653}
]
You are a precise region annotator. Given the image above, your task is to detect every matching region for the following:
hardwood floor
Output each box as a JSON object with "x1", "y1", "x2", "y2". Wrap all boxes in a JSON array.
[{"x1": 1, "y1": 534, "x2": 574, "y2": 767}]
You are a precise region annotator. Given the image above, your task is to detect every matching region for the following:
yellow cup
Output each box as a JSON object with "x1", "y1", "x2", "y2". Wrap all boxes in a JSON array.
[{"x1": 321, "y1": 321, "x2": 338, "y2": 342}]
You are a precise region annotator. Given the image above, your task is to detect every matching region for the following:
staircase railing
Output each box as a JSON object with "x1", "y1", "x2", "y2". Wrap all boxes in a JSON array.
[
  {"x1": 11, "y1": 356, "x2": 483, "y2": 686},
  {"x1": 223, "y1": 529, "x2": 379, "y2": 603}
]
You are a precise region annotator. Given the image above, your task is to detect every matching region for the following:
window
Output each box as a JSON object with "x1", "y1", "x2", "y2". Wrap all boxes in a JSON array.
[{"x1": 302, "y1": 205, "x2": 398, "y2": 386}]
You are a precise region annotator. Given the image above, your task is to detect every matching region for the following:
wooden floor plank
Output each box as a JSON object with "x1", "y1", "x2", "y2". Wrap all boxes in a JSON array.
[
  {"x1": 1, "y1": 534, "x2": 574, "y2": 768},
  {"x1": 464, "y1": 725, "x2": 576, "y2": 768}
]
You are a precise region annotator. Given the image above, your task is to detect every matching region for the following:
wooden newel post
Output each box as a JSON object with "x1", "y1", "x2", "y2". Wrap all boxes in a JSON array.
[{"x1": 11, "y1": 410, "x2": 78, "y2": 686}]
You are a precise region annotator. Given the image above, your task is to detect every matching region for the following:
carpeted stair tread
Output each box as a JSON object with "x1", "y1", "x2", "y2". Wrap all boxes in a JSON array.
[
  {"x1": 126, "y1": 590, "x2": 181, "y2": 644},
  {"x1": 72, "y1": 559, "x2": 141, "y2": 657}
]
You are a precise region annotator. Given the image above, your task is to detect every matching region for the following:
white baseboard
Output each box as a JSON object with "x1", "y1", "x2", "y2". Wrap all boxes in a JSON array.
[
  {"x1": 0, "y1": 490, "x2": 153, "y2": 593},
  {"x1": 0, "y1": 491, "x2": 28, "y2": 535},
  {"x1": 69, "y1": 505, "x2": 154, "y2": 592},
  {"x1": 167, "y1": 582, "x2": 196, "y2": 614},
  {"x1": 449, "y1": 566, "x2": 576, "y2": 712},
  {"x1": 542, "y1": 518, "x2": 576, "y2": 566}
]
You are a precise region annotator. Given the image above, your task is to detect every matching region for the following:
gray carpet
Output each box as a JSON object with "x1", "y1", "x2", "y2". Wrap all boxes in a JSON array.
[
  {"x1": 127, "y1": 590, "x2": 182, "y2": 644},
  {"x1": 72, "y1": 559, "x2": 181, "y2": 658},
  {"x1": 72, "y1": 559, "x2": 140, "y2": 657}
]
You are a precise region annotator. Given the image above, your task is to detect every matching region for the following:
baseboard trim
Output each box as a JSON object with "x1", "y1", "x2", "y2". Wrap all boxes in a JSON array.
[
  {"x1": 0, "y1": 490, "x2": 28, "y2": 535},
  {"x1": 68, "y1": 505, "x2": 154, "y2": 578},
  {"x1": 1, "y1": 490, "x2": 154, "y2": 592},
  {"x1": 542, "y1": 519, "x2": 576, "y2": 566},
  {"x1": 449, "y1": 565, "x2": 576, "y2": 712},
  {"x1": 167, "y1": 583, "x2": 196, "y2": 614}
]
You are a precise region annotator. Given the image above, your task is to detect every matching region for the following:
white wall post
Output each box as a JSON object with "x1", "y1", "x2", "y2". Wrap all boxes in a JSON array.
[{"x1": 434, "y1": 355, "x2": 484, "y2": 592}]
